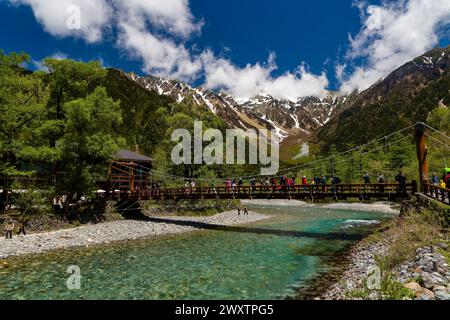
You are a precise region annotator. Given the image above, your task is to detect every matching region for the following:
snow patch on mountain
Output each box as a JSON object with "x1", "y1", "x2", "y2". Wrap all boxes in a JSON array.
[{"x1": 126, "y1": 72, "x2": 347, "y2": 141}]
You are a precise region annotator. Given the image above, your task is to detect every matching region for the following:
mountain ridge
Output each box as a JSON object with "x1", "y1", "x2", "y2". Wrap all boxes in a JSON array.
[
  {"x1": 106, "y1": 45, "x2": 450, "y2": 159},
  {"x1": 315, "y1": 45, "x2": 450, "y2": 151},
  {"x1": 126, "y1": 72, "x2": 347, "y2": 143}
]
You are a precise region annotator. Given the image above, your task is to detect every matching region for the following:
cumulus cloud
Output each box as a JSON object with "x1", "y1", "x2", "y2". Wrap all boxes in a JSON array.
[
  {"x1": 113, "y1": 0, "x2": 202, "y2": 39},
  {"x1": 112, "y1": 0, "x2": 204, "y2": 80},
  {"x1": 339, "y1": 0, "x2": 450, "y2": 93},
  {"x1": 201, "y1": 51, "x2": 329, "y2": 100},
  {"x1": 117, "y1": 21, "x2": 202, "y2": 81},
  {"x1": 9, "y1": 0, "x2": 331, "y2": 99},
  {"x1": 8, "y1": 0, "x2": 112, "y2": 43}
]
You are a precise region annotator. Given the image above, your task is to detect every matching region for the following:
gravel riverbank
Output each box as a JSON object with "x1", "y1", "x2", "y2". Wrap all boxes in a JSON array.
[{"x1": 0, "y1": 211, "x2": 270, "y2": 259}]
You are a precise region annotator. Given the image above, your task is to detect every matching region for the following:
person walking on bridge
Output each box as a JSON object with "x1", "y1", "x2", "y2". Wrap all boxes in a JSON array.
[
  {"x1": 190, "y1": 180, "x2": 196, "y2": 194},
  {"x1": 363, "y1": 172, "x2": 371, "y2": 193},
  {"x1": 377, "y1": 173, "x2": 386, "y2": 193},
  {"x1": 210, "y1": 179, "x2": 217, "y2": 194},
  {"x1": 302, "y1": 175, "x2": 308, "y2": 192},
  {"x1": 320, "y1": 175, "x2": 327, "y2": 193},
  {"x1": 250, "y1": 177, "x2": 257, "y2": 193},
  {"x1": 225, "y1": 178, "x2": 231, "y2": 194},
  {"x1": 185, "y1": 180, "x2": 190, "y2": 195},
  {"x1": 331, "y1": 175, "x2": 341, "y2": 193},
  {"x1": 445, "y1": 173, "x2": 450, "y2": 189},
  {"x1": 395, "y1": 171, "x2": 407, "y2": 195},
  {"x1": 264, "y1": 177, "x2": 270, "y2": 192},
  {"x1": 238, "y1": 178, "x2": 243, "y2": 194},
  {"x1": 431, "y1": 173, "x2": 439, "y2": 186}
]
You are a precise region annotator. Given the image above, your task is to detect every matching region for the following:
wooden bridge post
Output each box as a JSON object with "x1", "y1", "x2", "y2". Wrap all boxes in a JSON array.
[
  {"x1": 415, "y1": 123, "x2": 429, "y2": 192},
  {"x1": 106, "y1": 166, "x2": 112, "y2": 200}
]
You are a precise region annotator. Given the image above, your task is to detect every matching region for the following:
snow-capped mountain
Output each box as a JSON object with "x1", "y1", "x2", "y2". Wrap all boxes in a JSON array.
[{"x1": 128, "y1": 73, "x2": 346, "y2": 142}]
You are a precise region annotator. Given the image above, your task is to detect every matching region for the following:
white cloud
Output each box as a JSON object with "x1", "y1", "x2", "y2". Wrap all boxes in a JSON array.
[
  {"x1": 10, "y1": 0, "x2": 330, "y2": 99},
  {"x1": 31, "y1": 51, "x2": 69, "y2": 71},
  {"x1": 113, "y1": 0, "x2": 202, "y2": 39},
  {"x1": 8, "y1": 0, "x2": 112, "y2": 43},
  {"x1": 117, "y1": 21, "x2": 202, "y2": 81},
  {"x1": 112, "y1": 0, "x2": 204, "y2": 80},
  {"x1": 339, "y1": 0, "x2": 450, "y2": 93},
  {"x1": 201, "y1": 51, "x2": 329, "y2": 100}
]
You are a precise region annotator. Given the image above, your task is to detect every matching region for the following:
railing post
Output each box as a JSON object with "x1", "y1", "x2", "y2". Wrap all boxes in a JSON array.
[{"x1": 412, "y1": 180, "x2": 418, "y2": 195}]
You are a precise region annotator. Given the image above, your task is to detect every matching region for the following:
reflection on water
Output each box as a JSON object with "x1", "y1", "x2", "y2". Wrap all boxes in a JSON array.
[{"x1": 0, "y1": 207, "x2": 393, "y2": 300}]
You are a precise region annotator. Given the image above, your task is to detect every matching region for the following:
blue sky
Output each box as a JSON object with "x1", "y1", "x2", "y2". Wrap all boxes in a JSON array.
[{"x1": 0, "y1": 0, "x2": 449, "y2": 98}]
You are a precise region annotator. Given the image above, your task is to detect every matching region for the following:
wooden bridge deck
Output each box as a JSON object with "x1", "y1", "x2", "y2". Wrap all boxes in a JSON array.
[{"x1": 111, "y1": 183, "x2": 418, "y2": 202}]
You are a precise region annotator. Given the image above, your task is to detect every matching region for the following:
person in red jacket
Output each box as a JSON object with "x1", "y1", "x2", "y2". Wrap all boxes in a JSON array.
[
  {"x1": 445, "y1": 173, "x2": 450, "y2": 189},
  {"x1": 302, "y1": 175, "x2": 308, "y2": 192}
]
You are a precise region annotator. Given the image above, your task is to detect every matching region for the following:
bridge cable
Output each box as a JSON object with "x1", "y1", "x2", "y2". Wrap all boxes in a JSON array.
[{"x1": 113, "y1": 124, "x2": 417, "y2": 184}]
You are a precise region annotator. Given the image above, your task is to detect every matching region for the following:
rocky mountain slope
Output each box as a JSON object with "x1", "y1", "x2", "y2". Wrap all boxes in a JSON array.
[
  {"x1": 110, "y1": 45, "x2": 450, "y2": 159},
  {"x1": 316, "y1": 45, "x2": 450, "y2": 151},
  {"x1": 128, "y1": 73, "x2": 346, "y2": 143}
]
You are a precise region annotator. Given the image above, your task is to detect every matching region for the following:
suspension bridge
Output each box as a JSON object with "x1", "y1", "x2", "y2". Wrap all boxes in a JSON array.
[{"x1": 105, "y1": 122, "x2": 449, "y2": 205}]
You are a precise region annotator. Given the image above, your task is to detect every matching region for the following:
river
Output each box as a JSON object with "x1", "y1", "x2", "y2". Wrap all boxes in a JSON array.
[{"x1": 0, "y1": 205, "x2": 394, "y2": 300}]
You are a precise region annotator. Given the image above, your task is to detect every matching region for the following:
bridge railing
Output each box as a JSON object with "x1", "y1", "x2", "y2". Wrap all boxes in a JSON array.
[
  {"x1": 112, "y1": 182, "x2": 417, "y2": 201},
  {"x1": 423, "y1": 182, "x2": 450, "y2": 206}
]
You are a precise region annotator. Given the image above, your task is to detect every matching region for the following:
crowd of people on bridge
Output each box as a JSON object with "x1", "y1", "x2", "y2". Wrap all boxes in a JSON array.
[
  {"x1": 185, "y1": 171, "x2": 411, "y2": 196},
  {"x1": 431, "y1": 172, "x2": 450, "y2": 189},
  {"x1": 113, "y1": 169, "x2": 420, "y2": 199}
]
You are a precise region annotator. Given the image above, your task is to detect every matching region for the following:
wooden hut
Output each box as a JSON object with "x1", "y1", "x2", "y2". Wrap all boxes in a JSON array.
[{"x1": 108, "y1": 150, "x2": 153, "y2": 195}]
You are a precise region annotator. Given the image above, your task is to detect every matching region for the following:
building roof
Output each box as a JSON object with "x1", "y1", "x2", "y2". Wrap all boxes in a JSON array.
[{"x1": 114, "y1": 149, "x2": 153, "y2": 163}]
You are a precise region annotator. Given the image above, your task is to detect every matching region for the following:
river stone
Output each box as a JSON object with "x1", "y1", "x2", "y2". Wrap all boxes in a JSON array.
[
  {"x1": 438, "y1": 243, "x2": 449, "y2": 251},
  {"x1": 433, "y1": 285, "x2": 447, "y2": 292},
  {"x1": 404, "y1": 282, "x2": 422, "y2": 293},
  {"x1": 416, "y1": 288, "x2": 435, "y2": 300},
  {"x1": 431, "y1": 272, "x2": 447, "y2": 285},
  {"x1": 368, "y1": 292, "x2": 380, "y2": 300},
  {"x1": 422, "y1": 273, "x2": 445, "y2": 289},
  {"x1": 434, "y1": 290, "x2": 450, "y2": 300}
]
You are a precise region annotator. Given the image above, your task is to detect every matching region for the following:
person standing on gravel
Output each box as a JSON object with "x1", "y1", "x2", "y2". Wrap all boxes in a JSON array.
[
  {"x1": 17, "y1": 216, "x2": 27, "y2": 236},
  {"x1": 4, "y1": 218, "x2": 14, "y2": 239}
]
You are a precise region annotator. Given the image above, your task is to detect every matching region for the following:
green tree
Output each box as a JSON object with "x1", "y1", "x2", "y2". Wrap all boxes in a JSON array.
[
  {"x1": 58, "y1": 87, "x2": 123, "y2": 204},
  {"x1": 10, "y1": 181, "x2": 51, "y2": 218},
  {"x1": 0, "y1": 52, "x2": 49, "y2": 211}
]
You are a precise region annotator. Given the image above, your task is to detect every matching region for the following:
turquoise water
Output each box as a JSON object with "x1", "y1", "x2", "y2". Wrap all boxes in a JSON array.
[{"x1": 0, "y1": 207, "x2": 392, "y2": 300}]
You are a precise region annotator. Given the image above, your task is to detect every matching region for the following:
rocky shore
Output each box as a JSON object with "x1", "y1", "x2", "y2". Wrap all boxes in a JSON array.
[
  {"x1": 396, "y1": 245, "x2": 450, "y2": 300},
  {"x1": 321, "y1": 240, "x2": 450, "y2": 300},
  {"x1": 320, "y1": 239, "x2": 390, "y2": 299},
  {"x1": 0, "y1": 211, "x2": 270, "y2": 259}
]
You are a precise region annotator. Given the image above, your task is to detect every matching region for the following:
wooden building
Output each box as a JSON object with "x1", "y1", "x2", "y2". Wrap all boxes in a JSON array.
[{"x1": 107, "y1": 149, "x2": 153, "y2": 195}]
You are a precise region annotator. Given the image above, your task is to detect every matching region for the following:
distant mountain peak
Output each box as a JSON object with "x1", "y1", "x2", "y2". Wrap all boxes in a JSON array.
[{"x1": 126, "y1": 72, "x2": 346, "y2": 144}]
